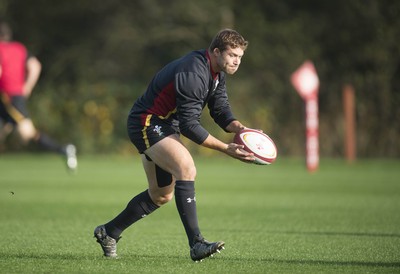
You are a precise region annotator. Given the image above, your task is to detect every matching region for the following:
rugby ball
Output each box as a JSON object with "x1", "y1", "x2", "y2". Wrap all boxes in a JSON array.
[{"x1": 234, "y1": 128, "x2": 277, "y2": 165}]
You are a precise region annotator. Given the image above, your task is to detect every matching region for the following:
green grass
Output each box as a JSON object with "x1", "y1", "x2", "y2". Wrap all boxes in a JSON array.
[{"x1": 0, "y1": 154, "x2": 399, "y2": 273}]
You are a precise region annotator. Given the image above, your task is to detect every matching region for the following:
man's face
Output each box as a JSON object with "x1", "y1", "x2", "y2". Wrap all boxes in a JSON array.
[{"x1": 214, "y1": 46, "x2": 244, "y2": 75}]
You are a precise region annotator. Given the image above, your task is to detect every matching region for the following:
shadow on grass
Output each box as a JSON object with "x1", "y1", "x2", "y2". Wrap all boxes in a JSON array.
[
  {"x1": 0, "y1": 252, "x2": 184, "y2": 262},
  {"x1": 118, "y1": 253, "x2": 400, "y2": 269},
  {"x1": 212, "y1": 228, "x2": 400, "y2": 239},
  {"x1": 273, "y1": 230, "x2": 400, "y2": 238},
  {"x1": 1, "y1": 252, "x2": 399, "y2": 269},
  {"x1": 253, "y1": 258, "x2": 400, "y2": 269},
  {"x1": 0, "y1": 252, "x2": 87, "y2": 261}
]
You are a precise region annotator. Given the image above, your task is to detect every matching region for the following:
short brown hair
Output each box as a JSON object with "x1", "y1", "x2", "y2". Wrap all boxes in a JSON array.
[{"x1": 209, "y1": 29, "x2": 248, "y2": 52}]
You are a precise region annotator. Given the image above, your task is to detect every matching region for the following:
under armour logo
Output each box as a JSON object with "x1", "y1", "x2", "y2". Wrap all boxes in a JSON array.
[{"x1": 187, "y1": 197, "x2": 196, "y2": 203}]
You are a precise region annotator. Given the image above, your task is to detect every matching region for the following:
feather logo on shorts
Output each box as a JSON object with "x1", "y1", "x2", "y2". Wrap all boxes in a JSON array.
[{"x1": 153, "y1": 125, "x2": 164, "y2": 136}]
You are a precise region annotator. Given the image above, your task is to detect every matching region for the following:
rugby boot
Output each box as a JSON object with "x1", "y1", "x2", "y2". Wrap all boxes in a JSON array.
[
  {"x1": 190, "y1": 235, "x2": 225, "y2": 262},
  {"x1": 94, "y1": 225, "x2": 119, "y2": 258}
]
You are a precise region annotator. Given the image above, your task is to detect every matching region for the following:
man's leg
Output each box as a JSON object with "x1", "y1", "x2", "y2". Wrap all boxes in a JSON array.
[
  {"x1": 5, "y1": 95, "x2": 77, "y2": 171},
  {"x1": 94, "y1": 189, "x2": 160, "y2": 258},
  {"x1": 94, "y1": 154, "x2": 174, "y2": 258},
  {"x1": 145, "y1": 135, "x2": 225, "y2": 261},
  {"x1": 16, "y1": 120, "x2": 78, "y2": 171}
]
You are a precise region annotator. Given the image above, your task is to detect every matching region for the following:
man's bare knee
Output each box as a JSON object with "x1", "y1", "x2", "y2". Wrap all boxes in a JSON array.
[
  {"x1": 17, "y1": 119, "x2": 36, "y2": 142},
  {"x1": 178, "y1": 164, "x2": 197, "y2": 181},
  {"x1": 149, "y1": 191, "x2": 174, "y2": 206}
]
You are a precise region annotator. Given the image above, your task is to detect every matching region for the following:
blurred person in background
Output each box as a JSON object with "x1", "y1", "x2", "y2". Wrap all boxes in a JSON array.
[
  {"x1": 94, "y1": 29, "x2": 254, "y2": 261},
  {"x1": 0, "y1": 20, "x2": 77, "y2": 171}
]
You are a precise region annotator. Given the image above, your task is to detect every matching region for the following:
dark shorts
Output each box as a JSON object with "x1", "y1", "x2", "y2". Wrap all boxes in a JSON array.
[
  {"x1": 0, "y1": 95, "x2": 29, "y2": 124},
  {"x1": 127, "y1": 113, "x2": 180, "y2": 154},
  {"x1": 127, "y1": 113, "x2": 177, "y2": 188}
]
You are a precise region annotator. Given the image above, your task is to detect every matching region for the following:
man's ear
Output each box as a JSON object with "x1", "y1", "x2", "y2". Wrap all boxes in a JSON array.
[{"x1": 213, "y1": 48, "x2": 221, "y2": 56}]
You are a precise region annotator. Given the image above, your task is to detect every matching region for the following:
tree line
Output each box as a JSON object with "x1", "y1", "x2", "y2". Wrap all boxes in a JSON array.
[{"x1": 1, "y1": 0, "x2": 399, "y2": 157}]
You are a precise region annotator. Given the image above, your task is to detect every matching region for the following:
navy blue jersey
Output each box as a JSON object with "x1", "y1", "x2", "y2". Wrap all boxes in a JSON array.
[{"x1": 129, "y1": 49, "x2": 236, "y2": 144}]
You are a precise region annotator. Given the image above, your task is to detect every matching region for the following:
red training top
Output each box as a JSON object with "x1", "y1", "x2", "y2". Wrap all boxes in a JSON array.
[{"x1": 0, "y1": 41, "x2": 28, "y2": 96}]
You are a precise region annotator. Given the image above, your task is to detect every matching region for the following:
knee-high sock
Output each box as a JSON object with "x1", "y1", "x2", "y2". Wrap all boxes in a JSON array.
[
  {"x1": 35, "y1": 132, "x2": 64, "y2": 154},
  {"x1": 104, "y1": 190, "x2": 159, "y2": 240},
  {"x1": 175, "y1": 180, "x2": 200, "y2": 247}
]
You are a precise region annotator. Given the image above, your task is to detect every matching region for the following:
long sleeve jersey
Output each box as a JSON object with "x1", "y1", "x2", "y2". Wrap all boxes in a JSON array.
[{"x1": 129, "y1": 49, "x2": 236, "y2": 144}]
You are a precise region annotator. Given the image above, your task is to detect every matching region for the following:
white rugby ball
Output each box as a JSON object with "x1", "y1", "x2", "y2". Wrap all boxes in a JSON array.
[{"x1": 234, "y1": 128, "x2": 277, "y2": 165}]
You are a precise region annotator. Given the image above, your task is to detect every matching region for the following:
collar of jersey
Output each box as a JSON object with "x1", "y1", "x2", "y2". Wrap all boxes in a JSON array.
[{"x1": 205, "y1": 50, "x2": 219, "y2": 80}]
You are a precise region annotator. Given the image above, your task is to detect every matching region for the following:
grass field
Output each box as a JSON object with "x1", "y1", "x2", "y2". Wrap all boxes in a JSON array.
[{"x1": 0, "y1": 154, "x2": 399, "y2": 273}]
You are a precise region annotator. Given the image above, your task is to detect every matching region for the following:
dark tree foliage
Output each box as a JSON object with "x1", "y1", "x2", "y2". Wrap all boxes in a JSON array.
[{"x1": 1, "y1": 0, "x2": 399, "y2": 157}]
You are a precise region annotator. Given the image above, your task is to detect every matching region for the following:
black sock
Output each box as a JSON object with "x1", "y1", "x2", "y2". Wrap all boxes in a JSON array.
[
  {"x1": 104, "y1": 190, "x2": 159, "y2": 240},
  {"x1": 175, "y1": 180, "x2": 201, "y2": 247},
  {"x1": 35, "y1": 133, "x2": 64, "y2": 154}
]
